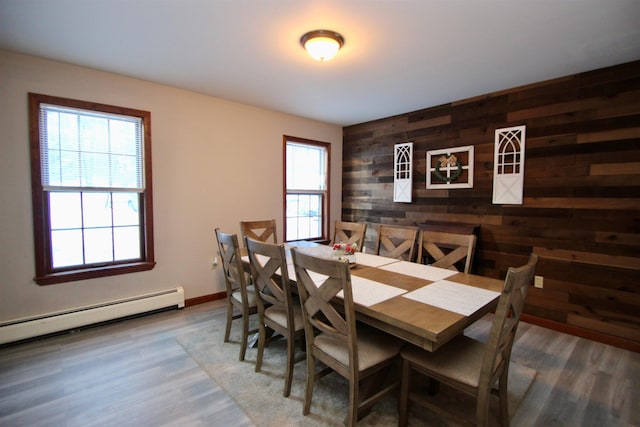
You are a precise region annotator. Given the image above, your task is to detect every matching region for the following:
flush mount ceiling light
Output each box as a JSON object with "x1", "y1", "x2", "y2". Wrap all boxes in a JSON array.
[{"x1": 300, "y1": 30, "x2": 344, "y2": 62}]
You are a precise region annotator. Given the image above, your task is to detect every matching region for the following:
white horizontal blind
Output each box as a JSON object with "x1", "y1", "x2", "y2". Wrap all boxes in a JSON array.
[
  {"x1": 40, "y1": 104, "x2": 144, "y2": 192},
  {"x1": 286, "y1": 142, "x2": 326, "y2": 191}
]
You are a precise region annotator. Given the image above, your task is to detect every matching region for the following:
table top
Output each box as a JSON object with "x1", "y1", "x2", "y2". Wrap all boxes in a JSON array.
[{"x1": 249, "y1": 242, "x2": 504, "y2": 352}]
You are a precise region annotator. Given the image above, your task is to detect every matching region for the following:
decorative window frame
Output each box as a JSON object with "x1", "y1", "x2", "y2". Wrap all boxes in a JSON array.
[
  {"x1": 492, "y1": 125, "x2": 526, "y2": 205},
  {"x1": 426, "y1": 145, "x2": 474, "y2": 189},
  {"x1": 393, "y1": 142, "x2": 413, "y2": 202}
]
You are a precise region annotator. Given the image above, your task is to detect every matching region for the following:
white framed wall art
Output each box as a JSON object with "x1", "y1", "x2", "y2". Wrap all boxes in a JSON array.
[
  {"x1": 394, "y1": 142, "x2": 413, "y2": 202},
  {"x1": 426, "y1": 145, "x2": 474, "y2": 189},
  {"x1": 492, "y1": 125, "x2": 526, "y2": 205}
]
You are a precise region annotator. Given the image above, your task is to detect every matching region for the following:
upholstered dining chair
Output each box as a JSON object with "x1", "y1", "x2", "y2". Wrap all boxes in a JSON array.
[
  {"x1": 215, "y1": 228, "x2": 258, "y2": 361},
  {"x1": 240, "y1": 219, "x2": 277, "y2": 243},
  {"x1": 244, "y1": 236, "x2": 305, "y2": 397},
  {"x1": 291, "y1": 248, "x2": 404, "y2": 426},
  {"x1": 332, "y1": 220, "x2": 367, "y2": 250},
  {"x1": 399, "y1": 253, "x2": 539, "y2": 427},
  {"x1": 374, "y1": 225, "x2": 419, "y2": 262},
  {"x1": 418, "y1": 230, "x2": 477, "y2": 273}
]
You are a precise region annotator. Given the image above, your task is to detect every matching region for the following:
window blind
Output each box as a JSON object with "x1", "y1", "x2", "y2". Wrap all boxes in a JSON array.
[
  {"x1": 39, "y1": 104, "x2": 144, "y2": 192},
  {"x1": 286, "y1": 142, "x2": 326, "y2": 191}
]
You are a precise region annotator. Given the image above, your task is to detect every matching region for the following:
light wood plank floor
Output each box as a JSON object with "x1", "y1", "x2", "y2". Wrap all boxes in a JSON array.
[{"x1": 1, "y1": 300, "x2": 638, "y2": 426}]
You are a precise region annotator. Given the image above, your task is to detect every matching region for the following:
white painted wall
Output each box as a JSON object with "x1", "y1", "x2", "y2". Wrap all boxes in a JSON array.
[{"x1": 0, "y1": 50, "x2": 343, "y2": 321}]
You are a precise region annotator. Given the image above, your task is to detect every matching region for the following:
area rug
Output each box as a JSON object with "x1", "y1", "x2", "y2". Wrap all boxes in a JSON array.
[{"x1": 177, "y1": 310, "x2": 536, "y2": 426}]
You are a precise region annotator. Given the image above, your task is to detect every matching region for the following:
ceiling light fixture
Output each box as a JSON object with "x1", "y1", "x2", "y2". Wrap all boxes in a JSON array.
[{"x1": 300, "y1": 30, "x2": 344, "y2": 62}]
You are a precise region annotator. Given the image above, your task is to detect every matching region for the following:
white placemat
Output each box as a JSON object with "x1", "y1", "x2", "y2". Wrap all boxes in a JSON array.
[
  {"x1": 378, "y1": 261, "x2": 457, "y2": 281},
  {"x1": 301, "y1": 272, "x2": 405, "y2": 307},
  {"x1": 289, "y1": 244, "x2": 334, "y2": 258},
  {"x1": 354, "y1": 252, "x2": 401, "y2": 268},
  {"x1": 402, "y1": 280, "x2": 500, "y2": 316},
  {"x1": 338, "y1": 276, "x2": 406, "y2": 307}
]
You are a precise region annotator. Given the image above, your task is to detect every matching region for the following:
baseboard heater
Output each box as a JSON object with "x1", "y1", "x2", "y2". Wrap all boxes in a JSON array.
[{"x1": 0, "y1": 287, "x2": 185, "y2": 345}]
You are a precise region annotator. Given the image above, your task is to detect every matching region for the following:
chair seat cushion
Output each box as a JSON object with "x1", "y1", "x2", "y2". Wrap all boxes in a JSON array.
[
  {"x1": 264, "y1": 304, "x2": 305, "y2": 332},
  {"x1": 401, "y1": 334, "x2": 485, "y2": 389},
  {"x1": 315, "y1": 325, "x2": 404, "y2": 371},
  {"x1": 231, "y1": 285, "x2": 258, "y2": 308}
]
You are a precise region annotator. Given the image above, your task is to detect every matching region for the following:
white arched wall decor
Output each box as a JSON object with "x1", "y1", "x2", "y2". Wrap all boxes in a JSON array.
[
  {"x1": 394, "y1": 142, "x2": 413, "y2": 202},
  {"x1": 493, "y1": 125, "x2": 526, "y2": 204}
]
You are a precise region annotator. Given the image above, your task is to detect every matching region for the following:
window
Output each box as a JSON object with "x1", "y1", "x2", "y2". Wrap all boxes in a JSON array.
[
  {"x1": 29, "y1": 93, "x2": 155, "y2": 285},
  {"x1": 284, "y1": 136, "x2": 330, "y2": 242}
]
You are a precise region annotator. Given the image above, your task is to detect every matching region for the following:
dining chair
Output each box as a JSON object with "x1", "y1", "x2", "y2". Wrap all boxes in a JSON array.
[
  {"x1": 215, "y1": 228, "x2": 258, "y2": 361},
  {"x1": 417, "y1": 230, "x2": 477, "y2": 273},
  {"x1": 291, "y1": 248, "x2": 404, "y2": 426},
  {"x1": 240, "y1": 219, "x2": 277, "y2": 243},
  {"x1": 374, "y1": 224, "x2": 419, "y2": 262},
  {"x1": 244, "y1": 236, "x2": 306, "y2": 397},
  {"x1": 398, "y1": 253, "x2": 539, "y2": 427},
  {"x1": 332, "y1": 220, "x2": 367, "y2": 250}
]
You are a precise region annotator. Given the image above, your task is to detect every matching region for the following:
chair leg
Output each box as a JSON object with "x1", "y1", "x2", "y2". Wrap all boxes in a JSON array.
[
  {"x1": 239, "y1": 311, "x2": 249, "y2": 361},
  {"x1": 476, "y1": 388, "x2": 491, "y2": 427},
  {"x1": 347, "y1": 377, "x2": 361, "y2": 427},
  {"x1": 303, "y1": 353, "x2": 315, "y2": 415},
  {"x1": 498, "y1": 370, "x2": 510, "y2": 427},
  {"x1": 283, "y1": 332, "x2": 295, "y2": 397},
  {"x1": 255, "y1": 319, "x2": 265, "y2": 372},
  {"x1": 224, "y1": 302, "x2": 233, "y2": 343},
  {"x1": 398, "y1": 358, "x2": 411, "y2": 427}
]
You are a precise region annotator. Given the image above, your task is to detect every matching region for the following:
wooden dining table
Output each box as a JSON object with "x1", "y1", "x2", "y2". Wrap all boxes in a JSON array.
[{"x1": 245, "y1": 241, "x2": 505, "y2": 352}]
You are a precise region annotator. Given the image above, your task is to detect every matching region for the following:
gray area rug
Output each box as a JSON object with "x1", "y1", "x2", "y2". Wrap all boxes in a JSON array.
[{"x1": 177, "y1": 311, "x2": 536, "y2": 426}]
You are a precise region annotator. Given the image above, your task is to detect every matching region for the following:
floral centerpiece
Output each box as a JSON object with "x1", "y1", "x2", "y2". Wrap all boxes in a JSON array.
[{"x1": 332, "y1": 242, "x2": 357, "y2": 263}]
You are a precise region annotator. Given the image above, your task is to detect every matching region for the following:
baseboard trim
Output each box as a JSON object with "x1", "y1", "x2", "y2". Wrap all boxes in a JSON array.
[
  {"x1": 521, "y1": 313, "x2": 640, "y2": 353},
  {"x1": 185, "y1": 292, "x2": 226, "y2": 307}
]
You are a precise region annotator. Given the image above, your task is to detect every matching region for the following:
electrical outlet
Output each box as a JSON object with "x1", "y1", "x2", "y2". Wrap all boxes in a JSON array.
[
  {"x1": 534, "y1": 275, "x2": 544, "y2": 289},
  {"x1": 211, "y1": 256, "x2": 219, "y2": 269}
]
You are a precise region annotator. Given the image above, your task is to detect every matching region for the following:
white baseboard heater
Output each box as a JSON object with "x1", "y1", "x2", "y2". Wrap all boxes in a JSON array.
[{"x1": 0, "y1": 287, "x2": 185, "y2": 345}]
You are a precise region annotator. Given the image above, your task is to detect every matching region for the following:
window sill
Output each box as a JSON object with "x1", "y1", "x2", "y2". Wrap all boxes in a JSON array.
[
  {"x1": 286, "y1": 238, "x2": 330, "y2": 245},
  {"x1": 34, "y1": 261, "x2": 156, "y2": 285}
]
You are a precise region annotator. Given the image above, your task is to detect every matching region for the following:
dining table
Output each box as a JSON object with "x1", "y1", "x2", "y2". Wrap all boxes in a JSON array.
[{"x1": 244, "y1": 241, "x2": 504, "y2": 352}]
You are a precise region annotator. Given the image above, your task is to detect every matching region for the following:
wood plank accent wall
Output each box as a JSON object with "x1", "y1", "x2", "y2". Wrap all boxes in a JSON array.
[{"x1": 342, "y1": 60, "x2": 640, "y2": 351}]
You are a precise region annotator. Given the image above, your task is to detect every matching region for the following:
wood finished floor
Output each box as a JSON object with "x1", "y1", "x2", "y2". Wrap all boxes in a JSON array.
[{"x1": 1, "y1": 300, "x2": 638, "y2": 427}]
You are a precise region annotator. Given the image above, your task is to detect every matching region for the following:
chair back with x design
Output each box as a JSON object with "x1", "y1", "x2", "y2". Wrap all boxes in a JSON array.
[
  {"x1": 245, "y1": 236, "x2": 304, "y2": 397},
  {"x1": 332, "y1": 221, "x2": 367, "y2": 250},
  {"x1": 418, "y1": 230, "x2": 477, "y2": 273},
  {"x1": 214, "y1": 228, "x2": 258, "y2": 361},
  {"x1": 240, "y1": 219, "x2": 277, "y2": 243},
  {"x1": 292, "y1": 248, "x2": 403, "y2": 426},
  {"x1": 375, "y1": 225, "x2": 419, "y2": 261},
  {"x1": 292, "y1": 249, "x2": 355, "y2": 357}
]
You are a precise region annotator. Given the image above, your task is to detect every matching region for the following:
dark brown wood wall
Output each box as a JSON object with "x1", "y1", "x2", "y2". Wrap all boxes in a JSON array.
[{"x1": 342, "y1": 60, "x2": 640, "y2": 350}]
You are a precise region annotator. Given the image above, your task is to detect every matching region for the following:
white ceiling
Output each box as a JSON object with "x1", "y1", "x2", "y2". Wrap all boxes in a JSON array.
[{"x1": 1, "y1": 0, "x2": 640, "y2": 126}]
